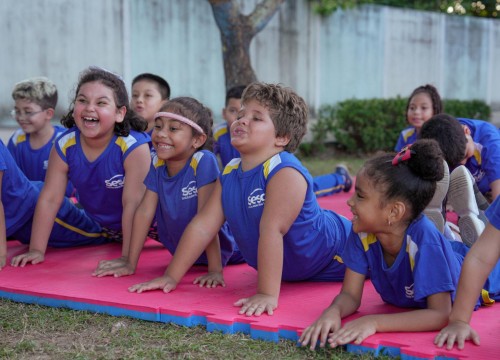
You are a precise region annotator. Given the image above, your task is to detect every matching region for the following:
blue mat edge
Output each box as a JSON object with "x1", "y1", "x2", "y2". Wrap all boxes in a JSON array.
[{"x1": 0, "y1": 289, "x2": 458, "y2": 359}]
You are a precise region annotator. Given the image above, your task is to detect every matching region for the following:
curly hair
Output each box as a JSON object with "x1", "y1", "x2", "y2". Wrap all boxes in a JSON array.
[
  {"x1": 362, "y1": 139, "x2": 444, "y2": 221},
  {"x1": 156, "y1": 97, "x2": 214, "y2": 150},
  {"x1": 241, "y1": 82, "x2": 308, "y2": 153},
  {"x1": 61, "y1": 67, "x2": 146, "y2": 136}
]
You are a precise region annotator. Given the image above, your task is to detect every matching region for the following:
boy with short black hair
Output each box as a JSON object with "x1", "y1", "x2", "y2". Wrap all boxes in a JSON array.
[
  {"x1": 420, "y1": 114, "x2": 500, "y2": 202},
  {"x1": 420, "y1": 114, "x2": 500, "y2": 245},
  {"x1": 213, "y1": 85, "x2": 246, "y2": 168},
  {"x1": 130, "y1": 73, "x2": 171, "y2": 134}
]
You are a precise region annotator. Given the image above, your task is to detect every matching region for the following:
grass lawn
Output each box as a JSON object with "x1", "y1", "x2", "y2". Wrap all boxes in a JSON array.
[{"x1": 0, "y1": 150, "x2": 385, "y2": 360}]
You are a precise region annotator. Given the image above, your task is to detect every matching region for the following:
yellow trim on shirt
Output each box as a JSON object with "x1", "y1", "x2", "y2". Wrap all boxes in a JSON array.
[
  {"x1": 360, "y1": 233, "x2": 377, "y2": 252},
  {"x1": 222, "y1": 158, "x2": 241, "y2": 175},
  {"x1": 481, "y1": 289, "x2": 495, "y2": 306},
  {"x1": 54, "y1": 218, "x2": 103, "y2": 238}
]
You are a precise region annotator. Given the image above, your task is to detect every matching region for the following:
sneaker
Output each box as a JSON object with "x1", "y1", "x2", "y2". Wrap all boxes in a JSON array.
[
  {"x1": 423, "y1": 160, "x2": 449, "y2": 233},
  {"x1": 473, "y1": 182, "x2": 490, "y2": 211},
  {"x1": 448, "y1": 166, "x2": 485, "y2": 246},
  {"x1": 335, "y1": 165, "x2": 353, "y2": 192}
]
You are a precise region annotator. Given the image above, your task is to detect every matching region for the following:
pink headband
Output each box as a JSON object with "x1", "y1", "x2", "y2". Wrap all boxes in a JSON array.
[{"x1": 154, "y1": 112, "x2": 205, "y2": 135}]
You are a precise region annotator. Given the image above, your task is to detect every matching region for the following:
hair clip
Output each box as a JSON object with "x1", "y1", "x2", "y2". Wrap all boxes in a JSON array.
[{"x1": 392, "y1": 144, "x2": 415, "y2": 166}]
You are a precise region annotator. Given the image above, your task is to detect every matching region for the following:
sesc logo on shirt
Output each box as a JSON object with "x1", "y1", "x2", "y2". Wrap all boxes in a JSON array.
[
  {"x1": 43, "y1": 160, "x2": 49, "y2": 170},
  {"x1": 248, "y1": 188, "x2": 265, "y2": 209},
  {"x1": 405, "y1": 283, "x2": 414, "y2": 299},
  {"x1": 182, "y1": 180, "x2": 198, "y2": 200},
  {"x1": 105, "y1": 174, "x2": 125, "y2": 189}
]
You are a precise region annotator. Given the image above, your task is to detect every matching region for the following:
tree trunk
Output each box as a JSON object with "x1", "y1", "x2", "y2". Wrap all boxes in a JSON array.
[{"x1": 208, "y1": 0, "x2": 285, "y2": 90}]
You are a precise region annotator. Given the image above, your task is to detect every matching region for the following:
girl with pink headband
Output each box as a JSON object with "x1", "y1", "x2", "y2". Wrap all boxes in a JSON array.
[{"x1": 95, "y1": 97, "x2": 244, "y2": 286}]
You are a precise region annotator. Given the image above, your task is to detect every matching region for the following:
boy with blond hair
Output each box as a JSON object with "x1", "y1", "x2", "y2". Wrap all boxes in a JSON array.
[{"x1": 8, "y1": 77, "x2": 74, "y2": 196}]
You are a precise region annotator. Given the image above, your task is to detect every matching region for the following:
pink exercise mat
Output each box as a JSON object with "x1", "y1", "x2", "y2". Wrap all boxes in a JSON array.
[{"x1": 1, "y1": 188, "x2": 497, "y2": 359}]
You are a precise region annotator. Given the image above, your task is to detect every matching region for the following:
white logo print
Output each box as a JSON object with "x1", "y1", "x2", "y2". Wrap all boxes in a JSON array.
[
  {"x1": 405, "y1": 283, "x2": 414, "y2": 298},
  {"x1": 43, "y1": 160, "x2": 49, "y2": 170},
  {"x1": 105, "y1": 174, "x2": 125, "y2": 189},
  {"x1": 248, "y1": 188, "x2": 265, "y2": 208},
  {"x1": 182, "y1": 180, "x2": 198, "y2": 200}
]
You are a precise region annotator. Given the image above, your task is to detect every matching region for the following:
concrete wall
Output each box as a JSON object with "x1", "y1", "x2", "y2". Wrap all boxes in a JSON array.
[
  {"x1": 0, "y1": 0, "x2": 499, "y2": 134},
  {"x1": 318, "y1": 5, "x2": 500, "y2": 109},
  {"x1": 0, "y1": 0, "x2": 126, "y2": 125}
]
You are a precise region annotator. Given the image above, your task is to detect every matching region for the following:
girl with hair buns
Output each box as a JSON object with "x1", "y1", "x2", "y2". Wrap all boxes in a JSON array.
[{"x1": 300, "y1": 139, "x2": 500, "y2": 350}]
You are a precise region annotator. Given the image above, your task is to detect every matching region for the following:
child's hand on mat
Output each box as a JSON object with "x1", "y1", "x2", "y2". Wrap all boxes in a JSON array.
[
  {"x1": 93, "y1": 262, "x2": 135, "y2": 278},
  {"x1": 327, "y1": 316, "x2": 376, "y2": 348},
  {"x1": 96, "y1": 256, "x2": 128, "y2": 271},
  {"x1": 434, "y1": 320, "x2": 480, "y2": 350},
  {"x1": 128, "y1": 275, "x2": 178, "y2": 294},
  {"x1": 193, "y1": 272, "x2": 225, "y2": 288},
  {"x1": 234, "y1": 294, "x2": 277, "y2": 316},
  {"x1": 11, "y1": 250, "x2": 44, "y2": 267},
  {"x1": 299, "y1": 309, "x2": 341, "y2": 350}
]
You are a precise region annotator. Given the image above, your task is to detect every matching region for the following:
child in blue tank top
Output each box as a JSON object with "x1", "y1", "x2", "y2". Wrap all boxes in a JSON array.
[
  {"x1": 0, "y1": 139, "x2": 107, "y2": 269},
  {"x1": 214, "y1": 85, "x2": 352, "y2": 196},
  {"x1": 8, "y1": 77, "x2": 75, "y2": 197},
  {"x1": 94, "y1": 97, "x2": 243, "y2": 285},
  {"x1": 130, "y1": 73, "x2": 170, "y2": 159},
  {"x1": 11, "y1": 66, "x2": 152, "y2": 268},
  {"x1": 129, "y1": 73, "x2": 171, "y2": 241},
  {"x1": 129, "y1": 83, "x2": 351, "y2": 317},
  {"x1": 300, "y1": 139, "x2": 500, "y2": 350},
  {"x1": 421, "y1": 114, "x2": 500, "y2": 202},
  {"x1": 394, "y1": 84, "x2": 442, "y2": 152}
]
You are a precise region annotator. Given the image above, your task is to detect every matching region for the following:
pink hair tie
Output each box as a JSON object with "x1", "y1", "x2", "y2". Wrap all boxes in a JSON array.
[{"x1": 154, "y1": 112, "x2": 205, "y2": 135}]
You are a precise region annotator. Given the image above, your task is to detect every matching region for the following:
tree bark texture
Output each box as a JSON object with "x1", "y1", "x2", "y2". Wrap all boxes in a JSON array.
[{"x1": 208, "y1": 0, "x2": 286, "y2": 91}]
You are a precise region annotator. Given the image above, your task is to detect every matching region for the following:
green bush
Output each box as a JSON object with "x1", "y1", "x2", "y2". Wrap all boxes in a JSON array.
[
  {"x1": 443, "y1": 99, "x2": 491, "y2": 120},
  {"x1": 305, "y1": 98, "x2": 491, "y2": 155}
]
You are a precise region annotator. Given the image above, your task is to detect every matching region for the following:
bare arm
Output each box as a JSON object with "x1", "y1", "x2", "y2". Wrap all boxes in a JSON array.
[
  {"x1": 489, "y1": 178, "x2": 500, "y2": 202},
  {"x1": 93, "y1": 189, "x2": 158, "y2": 277},
  {"x1": 11, "y1": 148, "x2": 68, "y2": 266},
  {"x1": 129, "y1": 179, "x2": 226, "y2": 293},
  {"x1": 120, "y1": 143, "x2": 151, "y2": 258},
  {"x1": 193, "y1": 181, "x2": 226, "y2": 288},
  {"x1": 198, "y1": 182, "x2": 222, "y2": 272},
  {"x1": 329, "y1": 289, "x2": 452, "y2": 348},
  {"x1": 164, "y1": 179, "x2": 225, "y2": 281},
  {"x1": 435, "y1": 223, "x2": 500, "y2": 350},
  {"x1": 235, "y1": 167, "x2": 307, "y2": 316},
  {"x1": 299, "y1": 268, "x2": 366, "y2": 349}
]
